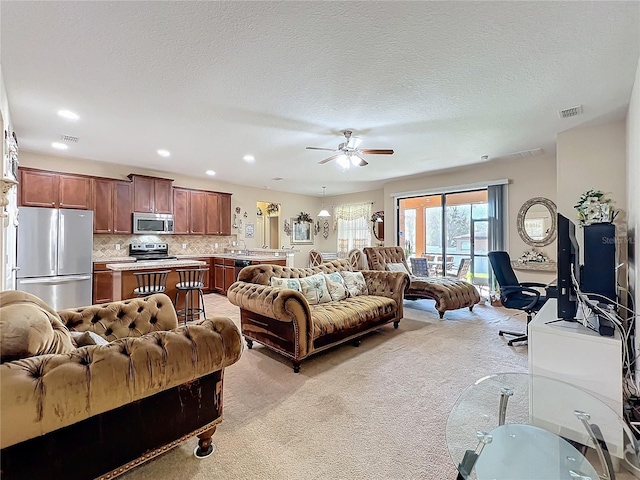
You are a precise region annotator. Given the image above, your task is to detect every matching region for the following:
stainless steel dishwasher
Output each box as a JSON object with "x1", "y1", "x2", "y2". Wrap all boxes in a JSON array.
[{"x1": 234, "y1": 259, "x2": 253, "y2": 280}]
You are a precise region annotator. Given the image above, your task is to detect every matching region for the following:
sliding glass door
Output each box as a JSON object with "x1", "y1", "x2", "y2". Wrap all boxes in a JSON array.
[{"x1": 398, "y1": 189, "x2": 489, "y2": 286}]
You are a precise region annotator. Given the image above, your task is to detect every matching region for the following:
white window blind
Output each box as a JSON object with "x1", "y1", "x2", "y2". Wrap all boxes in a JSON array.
[{"x1": 334, "y1": 203, "x2": 372, "y2": 258}]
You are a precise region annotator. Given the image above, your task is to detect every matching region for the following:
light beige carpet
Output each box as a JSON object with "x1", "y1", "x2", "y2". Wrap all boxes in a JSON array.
[{"x1": 120, "y1": 296, "x2": 531, "y2": 480}]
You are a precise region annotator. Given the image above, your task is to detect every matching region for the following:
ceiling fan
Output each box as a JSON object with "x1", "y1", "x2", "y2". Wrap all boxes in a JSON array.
[{"x1": 306, "y1": 130, "x2": 394, "y2": 168}]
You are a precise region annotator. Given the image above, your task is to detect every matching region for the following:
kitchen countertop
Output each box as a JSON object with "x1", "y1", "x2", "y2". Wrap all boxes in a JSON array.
[{"x1": 106, "y1": 259, "x2": 207, "y2": 271}]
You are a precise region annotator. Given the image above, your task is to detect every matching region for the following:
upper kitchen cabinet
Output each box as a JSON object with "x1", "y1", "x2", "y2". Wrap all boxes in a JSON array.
[
  {"x1": 173, "y1": 187, "x2": 189, "y2": 234},
  {"x1": 205, "y1": 192, "x2": 232, "y2": 235},
  {"x1": 128, "y1": 174, "x2": 173, "y2": 214},
  {"x1": 173, "y1": 188, "x2": 208, "y2": 235},
  {"x1": 92, "y1": 178, "x2": 133, "y2": 234},
  {"x1": 19, "y1": 168, "x2": 91, "y2": 210}
]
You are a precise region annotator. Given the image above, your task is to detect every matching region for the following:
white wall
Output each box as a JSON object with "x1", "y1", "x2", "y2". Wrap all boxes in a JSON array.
[
  {"x1": 19, "y1": 151, "x2": 327, "y2": 267},
  {"x1": 382, "y1": 154, "x2": 558, "y2": 283}
]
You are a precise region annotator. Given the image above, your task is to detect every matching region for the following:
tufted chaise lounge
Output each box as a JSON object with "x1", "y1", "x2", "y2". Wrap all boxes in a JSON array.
[
  {"x1": 227, "y1": 259, "x2": 409, "y2": 373},
  {"x1": 0, "y1": 291, "x2": 242, "y2": 480},
  {"x1": 363, "y1": 246, "x2": 481, "y2": 318}
]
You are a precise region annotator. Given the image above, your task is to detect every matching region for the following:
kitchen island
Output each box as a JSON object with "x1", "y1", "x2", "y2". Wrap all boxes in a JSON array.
[{"x1": 106, "y1": 260, "x2": 207, "y2": 311}]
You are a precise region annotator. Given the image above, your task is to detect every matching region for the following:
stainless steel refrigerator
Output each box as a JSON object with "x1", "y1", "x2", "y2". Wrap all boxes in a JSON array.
[{"x1": 17, "y1": 207, "x2": 93, "y2": 310}]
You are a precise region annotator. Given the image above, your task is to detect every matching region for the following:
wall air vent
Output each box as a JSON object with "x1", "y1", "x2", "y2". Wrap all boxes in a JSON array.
[
  {"x1": 61, "y1": 134, "x2": 79, "y2": 143},
  {"x1": 271, "y1": 177, "x2": 283, "y2": 181},
  {"x1": 507, "y1": 148, "x2": 545, "y2": 160},
  {"x1": 558, "y1": 105, "x2": 583, "y2": 119}
]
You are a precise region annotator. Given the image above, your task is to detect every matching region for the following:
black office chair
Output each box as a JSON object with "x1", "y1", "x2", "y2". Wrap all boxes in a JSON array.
[{"x1": 488, "y1": 251, "x2": 553, "y2": 346}]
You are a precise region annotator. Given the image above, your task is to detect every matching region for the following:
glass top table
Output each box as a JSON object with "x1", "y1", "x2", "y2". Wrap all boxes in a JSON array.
[{"x1": 446, "y1": 373, "x2": 640, "y2": 480}]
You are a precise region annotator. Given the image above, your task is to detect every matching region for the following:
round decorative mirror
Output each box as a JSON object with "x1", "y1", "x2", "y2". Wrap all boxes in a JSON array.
[
  {"x1": 371, "y1": 211, "x2": 384, "y2": 241},
  {"x1": 517, "y1": 197, "x2": 557, "y2": 247}
]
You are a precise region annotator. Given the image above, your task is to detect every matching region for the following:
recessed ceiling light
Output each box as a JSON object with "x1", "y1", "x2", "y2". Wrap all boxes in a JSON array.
[
  {"x1": 157, "y1": 149, "x2": 171, "y2": 157},
  {"x1": 243, "y1": 154, "x2": 255, "y2": 163},
  {"x1": 51, "y1": 142, "x2": 68, "y2": 150},
  {"x1": 57, "y1": 109, "x2": 79, "y2": 121},
  {"x1": 206, "y1": 170, "x2": 216, "y2": 176}
]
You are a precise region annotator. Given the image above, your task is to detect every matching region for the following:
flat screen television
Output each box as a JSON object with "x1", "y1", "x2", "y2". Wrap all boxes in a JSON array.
[{"x1": 557, "y1": 213, "x2": 580, "y2": 320}]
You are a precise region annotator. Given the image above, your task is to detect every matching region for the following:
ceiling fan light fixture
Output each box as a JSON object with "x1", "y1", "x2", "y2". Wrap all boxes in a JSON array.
[
  {"x1": 336, "y1": 154, "x2": 350, "y2": 169},
  {"x1": 349, "y1": 153, "x2": 360, "y2": 167},
  {"x1": 318, "y1": 186, "x2": 331, "y2": 217}
]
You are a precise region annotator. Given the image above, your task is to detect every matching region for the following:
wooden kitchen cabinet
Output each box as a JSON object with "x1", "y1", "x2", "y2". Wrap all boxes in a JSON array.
[
  {"x1": 189, "y1": 190, "x2": 206, "y2": 235},
  {"x1": 92, "y1": 178, "x2": 114, "y2": 233},
  {"x1": 92, "y1": 178, "x2": 133, "y2": 234},
  {"x1": 129, "y1": 174, "x2": 174, "y2": 214},
  {"x1": 93, "y1": 263, "x2": 113, "y2": 304},
  {"x1": 113, "y1": 181, "x2": 133, "y2": 234},
  {"x1": 59, "y1": 174, "x2": 92, "y2": 209},
  {"x1": 173, "y1": 188, "x2": 207, "y2": 235},
  {"x1": 19, "y1": 168, "x2": 91, "y2": 210},
  {"x1": 213, "y1": 258, "x2": 225, "y2": 293},
  {"x1": 173, "y1": 187, "x2": 190, "y2": 234},
  {"x1": 205, "y1": 192, "x2": 232, "y2": 235},
  {"x1": 224, "y1": 258, "x2": 235, "y2": 293}
]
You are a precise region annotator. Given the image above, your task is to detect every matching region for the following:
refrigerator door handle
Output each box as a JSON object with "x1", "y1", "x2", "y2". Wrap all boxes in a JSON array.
[
  {"x1": 18, "y1": 275, "x2": 92, "y2": 285},
  {"x1": 58, "y1": 213, "x2": 65, "y2": 271}
]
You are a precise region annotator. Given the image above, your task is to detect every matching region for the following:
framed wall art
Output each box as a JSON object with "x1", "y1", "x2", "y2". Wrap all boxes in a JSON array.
[{"x1": 291, "y1": 219, "x2": 313, "y2": 244}]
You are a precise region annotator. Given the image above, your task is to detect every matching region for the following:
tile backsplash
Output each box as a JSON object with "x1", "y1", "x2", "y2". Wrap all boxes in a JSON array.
[{"x1": 93, "y1": 234, "x2": 237, "y2": 259}]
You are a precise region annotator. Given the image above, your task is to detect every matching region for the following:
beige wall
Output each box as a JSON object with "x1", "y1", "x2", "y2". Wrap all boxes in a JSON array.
[
  {"x1": 627, "y1": 56, "x2": 640, "y2": 371},
  {"x1": 314, "y1": 189, "x2": 385, "y2": 256},
  {"x1": 382, "y1": 154, "x2": 558, "y2": 283},
  {"x1": 556, "y1": 120, "x2": 628, "y2": 290},
  {"x1": 19, "y1": 151, "x2": 326, "y2": 267}
]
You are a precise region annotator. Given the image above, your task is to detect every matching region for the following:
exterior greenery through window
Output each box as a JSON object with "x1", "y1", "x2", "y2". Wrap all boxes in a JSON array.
[
  {"x1": 333, "y1": 203, "x2": 372, "y2": 258},
  {"x1": 398, "y1": 190, "x2": 490, "y2": 285}
]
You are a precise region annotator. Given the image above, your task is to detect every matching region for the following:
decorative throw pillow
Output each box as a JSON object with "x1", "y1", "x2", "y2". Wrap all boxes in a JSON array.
[
  {"x1": 387, "y1": 262, "x2": 410, "y2": 275},
  {"x1": 270, "y1": 277, "x2": 302, "y2": 292},
  {"x1": 323, "y1": 272, "x2": 348, "y2": 301},
  {"x1": 340, "y1": 271, "x2": 369, "y2": 297},
  {"x1": 299, "y1": 273, "x2": 332, "y2": 305},
  {"x1": 70, "y1": 331, "x2": 110, "y2": 347}
]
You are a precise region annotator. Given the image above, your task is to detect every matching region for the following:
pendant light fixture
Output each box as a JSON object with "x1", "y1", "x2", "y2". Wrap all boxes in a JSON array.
[{"x1": 317, "y1": 186, "x2": 331, "y2": 217}]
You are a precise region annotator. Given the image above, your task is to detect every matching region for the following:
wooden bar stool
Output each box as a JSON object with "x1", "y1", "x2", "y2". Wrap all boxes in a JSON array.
[
  {"x1": 175, "y1": 268, "x2": 208, "y2": 324},
  {"x1": 133, "y1": 270, "x2": 170, "y2": 297}
]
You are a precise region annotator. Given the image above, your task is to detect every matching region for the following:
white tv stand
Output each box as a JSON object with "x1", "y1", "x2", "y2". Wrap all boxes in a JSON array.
[{"x1": 529, "y1": 298, "x2": 623, "y2": 417}]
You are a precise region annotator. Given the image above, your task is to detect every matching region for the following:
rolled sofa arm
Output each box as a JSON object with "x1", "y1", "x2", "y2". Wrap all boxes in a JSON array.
[
  {"x1": 0, "y1": 316, "x2": 242, "y2": 449},
  {"x1": 361, "y1": 271, "x2": 410, "y2": 319}
]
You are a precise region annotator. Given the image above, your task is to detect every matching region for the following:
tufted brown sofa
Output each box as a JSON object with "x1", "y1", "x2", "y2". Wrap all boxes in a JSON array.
[
  {"x1": 227, "y1": 259, "x2": 409, "y2": 373},
  {"x1": 363, "y1": 246, "x2": 481, "y2": 318},
  {"x1": 0, "y1": 291, "x2": 242, "y2": 480}
]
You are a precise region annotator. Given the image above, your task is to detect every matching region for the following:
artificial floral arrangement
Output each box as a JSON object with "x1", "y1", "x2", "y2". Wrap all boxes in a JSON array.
[
  {"x1": 295, "y1": 212, "x2": 312, "y2": 223},
  {"x1": 266, "y1": 203, "x2": 280, "y2": 215},
  {"x1": 574, "y1": 189, "x2": 613, "y2": 226},
  {"x1": 517, "y1": 248, "x2": 550, "y2": 263}
]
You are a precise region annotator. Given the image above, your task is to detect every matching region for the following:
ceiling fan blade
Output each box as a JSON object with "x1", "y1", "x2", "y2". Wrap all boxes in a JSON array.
[
  {"x1": 359, "y1": 149, "x2": 394, "y2": 155},
  {"x1": 347, "y1": 136, "x2": 363, "y2": 149},
  {"x1": 318, "y1": 154, "x2": 341, "y2": 165},
  {"x1": 354, "y1": 154, "x2": 368, "y2": 167},
  {"x1": 306, "y1": 147, "x2": 337, "y2": 151}
]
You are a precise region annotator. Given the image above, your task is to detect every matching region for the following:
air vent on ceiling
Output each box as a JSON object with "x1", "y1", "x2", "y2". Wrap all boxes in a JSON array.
[
  {"x1": 507, "y1": 148, "x2": 545, "y2": 160},
  {"x1": 271, "y1": 177, "x2": 283, "y2": 181},
  {"x1": 558, "y1": 105, "x2": 583, "y2": 119},
  {"x1": 61, "y1": 134, "x2": 79, "y2": 143}
]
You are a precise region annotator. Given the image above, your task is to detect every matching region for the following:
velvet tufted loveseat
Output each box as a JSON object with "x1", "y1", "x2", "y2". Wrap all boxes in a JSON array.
[
  {"x1": 227, "y1": 259, "x2": 409, "y2": 373},
  {"x1": 363, "y1": 246, "x2": 481, "y2": 318},
  {"x1": 0, "y1": 291, "x2": 242, "y2": 480}
]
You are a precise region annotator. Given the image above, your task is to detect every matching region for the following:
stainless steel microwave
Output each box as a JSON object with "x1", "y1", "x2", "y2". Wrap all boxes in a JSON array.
[{"x1": 133, "y1": 212, "x2": 174, "y2": 235}]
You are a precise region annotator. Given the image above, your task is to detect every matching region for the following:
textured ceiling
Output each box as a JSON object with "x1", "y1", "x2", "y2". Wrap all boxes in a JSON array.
[{"x1": 2, "y1": 1, "x2": 639, "y2": 196}]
